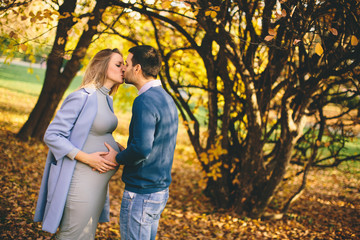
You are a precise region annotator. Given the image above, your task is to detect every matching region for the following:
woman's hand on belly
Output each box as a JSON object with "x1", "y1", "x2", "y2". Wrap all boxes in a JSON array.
[{"x1": 75, "y1": 150, "x2": 118, "y2": 173}]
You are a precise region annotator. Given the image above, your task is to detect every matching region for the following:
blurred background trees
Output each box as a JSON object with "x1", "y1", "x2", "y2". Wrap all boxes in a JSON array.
[{"x1": 1, "y1": 0, "x2": 359, "y2": 218}]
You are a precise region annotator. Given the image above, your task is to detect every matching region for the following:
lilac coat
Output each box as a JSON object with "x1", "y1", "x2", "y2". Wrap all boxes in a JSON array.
[{"x1": 33, "y1": 87, "x2": 114, "y2": 233}]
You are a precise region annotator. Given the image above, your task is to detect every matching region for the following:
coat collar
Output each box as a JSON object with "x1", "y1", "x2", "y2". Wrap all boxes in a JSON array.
[{"x1": 84, "y1": 87, "x2": 96, "y2": 94}]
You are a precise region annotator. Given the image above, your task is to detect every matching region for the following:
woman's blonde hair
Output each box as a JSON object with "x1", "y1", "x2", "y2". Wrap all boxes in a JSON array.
[{"x1": 80, "y1": 48, "x2": 122, "y2": 95}]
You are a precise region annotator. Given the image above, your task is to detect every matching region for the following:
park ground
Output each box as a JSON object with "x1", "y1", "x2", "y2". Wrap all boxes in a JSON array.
[{"x1": 0, "y1": 63, "x2": 359, "y2": 239}]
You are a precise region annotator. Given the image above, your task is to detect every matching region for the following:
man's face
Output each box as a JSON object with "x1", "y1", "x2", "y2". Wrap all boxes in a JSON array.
[{"x1": 122, "y1": 53, "x2": 136, "y2": 85}]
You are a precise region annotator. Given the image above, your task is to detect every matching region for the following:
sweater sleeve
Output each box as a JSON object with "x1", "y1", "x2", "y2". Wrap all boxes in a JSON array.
[
  {"x1": 116, "y1": 98, "x2": 157, "y2": 166},
  {"x1": 43, "y1": 90, "x2": 88, "y2": 161}
]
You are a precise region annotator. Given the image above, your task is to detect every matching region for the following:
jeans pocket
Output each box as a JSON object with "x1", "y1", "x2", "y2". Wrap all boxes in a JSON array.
[
  {"x1": 121, "y1": 190, "x2": 134, "y2": 212},
  {"x1": 141, "y1": 192, "x2": 169, "y2": 224}
]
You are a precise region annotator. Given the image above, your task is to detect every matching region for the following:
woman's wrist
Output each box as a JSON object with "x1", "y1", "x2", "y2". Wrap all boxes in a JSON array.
[{"x1": 74, "y1": 151, "x2": 91, "y2": 165}]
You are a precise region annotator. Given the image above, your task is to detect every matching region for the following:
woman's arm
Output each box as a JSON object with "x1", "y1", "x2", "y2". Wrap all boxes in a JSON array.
[
  {"x1": 44, "y1": 90, "x2": 117, "y2": 172},
  {"x1": 44, "y1": 90, "x2": 88, "y2": 160}
]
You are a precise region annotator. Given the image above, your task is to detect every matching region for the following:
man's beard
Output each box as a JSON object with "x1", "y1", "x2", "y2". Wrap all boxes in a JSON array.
[
  {"x1": 123, "y1": 75, "x2": 134, "y2": 85},
  {"x1": 123, "y1": 76, "x2": 130, "y2": 84}
]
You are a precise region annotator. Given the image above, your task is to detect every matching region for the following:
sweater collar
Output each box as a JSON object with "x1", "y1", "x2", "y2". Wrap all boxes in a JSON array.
[{"x1": 138, "y1": 80, "x2": 162, "y2": 95}]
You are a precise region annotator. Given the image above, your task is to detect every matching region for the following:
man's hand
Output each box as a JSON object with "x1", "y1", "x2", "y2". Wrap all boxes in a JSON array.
[
  {"x1": 103, "y1": 142, "x2": 119, "y2": 164},
  {"x1": 117, "y1": 142, "x2": 125, "y2": 151}
]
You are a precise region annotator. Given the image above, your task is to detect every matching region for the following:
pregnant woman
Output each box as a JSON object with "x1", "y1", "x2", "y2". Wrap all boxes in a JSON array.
[{"x1": 34, "y1": 48, "x2": 125, "y2": 239}]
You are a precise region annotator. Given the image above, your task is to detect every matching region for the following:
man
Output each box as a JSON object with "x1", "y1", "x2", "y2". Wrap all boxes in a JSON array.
[{"x1": 104, "y1": 45, "x2": 178, "y2": 239}]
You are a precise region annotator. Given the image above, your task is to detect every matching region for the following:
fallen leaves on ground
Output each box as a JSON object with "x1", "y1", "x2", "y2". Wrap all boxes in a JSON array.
[
  {"x1": 0, "y1": 88, "x2": 359, "y2": 239},
  {"x1": 0, "y1": 127, "x2": 359, "y2": 239}
]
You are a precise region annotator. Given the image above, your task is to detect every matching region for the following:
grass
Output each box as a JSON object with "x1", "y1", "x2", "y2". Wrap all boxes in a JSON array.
[
  {"x1": 0, "y1": 61, "x2": 140, "y2": 113},
  {"x1": 0, "y1": 62, "x2": 83, "y2": 97}
]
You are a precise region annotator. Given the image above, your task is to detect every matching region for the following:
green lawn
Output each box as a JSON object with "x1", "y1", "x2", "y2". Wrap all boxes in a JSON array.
[
  {"x1": 0, "y1": 62, "x2": 138, "y2": 112},
  {"x1": 0, "y1": 63, "x2": 82, "y2": 97}
]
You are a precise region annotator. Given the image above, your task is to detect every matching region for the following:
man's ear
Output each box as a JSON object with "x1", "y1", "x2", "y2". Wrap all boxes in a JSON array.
[{"x1": 134, "y1": 64, "x2": 141, "y2": 74}]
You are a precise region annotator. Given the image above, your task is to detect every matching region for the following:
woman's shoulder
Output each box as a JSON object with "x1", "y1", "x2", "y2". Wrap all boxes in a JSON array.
[
  {"x1": 67, "y1": 87, "x2": 96, "y2": 98},
  {"x1": 62, "y1": 88, "x2": 93, "y2": 105}
]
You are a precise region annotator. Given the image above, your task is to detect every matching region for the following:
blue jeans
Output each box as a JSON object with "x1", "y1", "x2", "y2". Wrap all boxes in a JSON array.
[{"x1": 120, "y1": 188, "x2": 169, "y2": 240}]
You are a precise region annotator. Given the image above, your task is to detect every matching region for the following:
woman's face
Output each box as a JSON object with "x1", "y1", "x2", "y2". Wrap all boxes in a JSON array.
[
  {"x1": 106, "y1": 53, "x2": 124, "y2": 86},
  {"x1": 122, "y1": 53, "x2": 136, "y2": 85}
]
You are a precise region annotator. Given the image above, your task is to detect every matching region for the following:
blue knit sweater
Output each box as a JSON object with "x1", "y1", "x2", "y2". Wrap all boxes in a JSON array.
[{"x1": 116, "y1": 86, "x2": 178, "y2": 194}]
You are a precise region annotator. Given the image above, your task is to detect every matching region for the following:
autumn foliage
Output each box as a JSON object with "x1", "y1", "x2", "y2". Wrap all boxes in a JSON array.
[
  {"x1": 0, "y1": 76, "x2": 359, "y2": 239},
  {"x1": 1, "y1": 0, "x2": 360, "y2": 235}
]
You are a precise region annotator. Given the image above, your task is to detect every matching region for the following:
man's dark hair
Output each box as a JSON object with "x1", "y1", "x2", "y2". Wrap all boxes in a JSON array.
[{"x1": 129, "y1": 45, "x2": 162, "y2": 78}]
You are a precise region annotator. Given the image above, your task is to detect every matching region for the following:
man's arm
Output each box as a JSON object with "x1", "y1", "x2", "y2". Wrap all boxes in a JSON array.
[
  {"x1": 103, "y1": 99, "x2": 157, "y2": 166},
  {"x1": 117, "y1": 100, "x2": 157, "y2": 165}
]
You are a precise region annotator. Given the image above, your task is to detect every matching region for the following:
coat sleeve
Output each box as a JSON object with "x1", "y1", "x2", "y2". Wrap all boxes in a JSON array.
[{"x1": 43, "y1": 90, "x2": 88, "y2": 161}]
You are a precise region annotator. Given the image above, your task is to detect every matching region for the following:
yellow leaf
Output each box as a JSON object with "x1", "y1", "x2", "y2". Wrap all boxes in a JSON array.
[
  {"x1": 293, "y1": 39, "x2": 301, "y2": 45},
  {"x1": 329, "y1": 28, "x2": 338, "y2": 36},
  {"x1": 161, "y1": 1, "x2": 172, "y2": 8},
  {"x1": 275, "y1": 12, "x2": 282, "y2": 20},
  {"x1": 205, "y1": 11, "x2": 212, "y2": 16},
  {"x1": 290, "y1": 6, "x2": 296, "y2": 17},
  {"x1": 268, "y1": 28, "x2": 276, "y2": 36},
  {"x1": 29, "y1": 55, "x2": 36, "y2": 63},
  {"x1": 19, "y1": 44, "x2": 27, "y2": 52},
  {"x1": 264, "y1": 35, "x2": 274, "y2": 41},
  {"x1": 67, "y1": 29, "x2": 74, "y2": 36},
  {"x1": 351, "y1": 35, "x2": 358, "y2": 46},
  {"x1": 59, "y1": 12, "x2": 71, "y2": 19},
  {"x1": 232, "y1": 178, "x2": 240, "y2": 185},
  {"x1": 9, "y1": 31, "x2": 18, "y2": 39},
  {"x1": 230, "y1": 164, "x2": 236, "y2": 173},
  {"x1": 27, "y1": 68, "x2": 34, "y2": 74},
  {"x1": 316, "y1": 140, "x2": 321, "y2": 147},
  {"x1": 57, "y1": 37, "x2": 65, "y2": 45},
  {"x1": 210, "y1": 11, "x2": 217, "y2": 18},
  {"x1": 109, "y1": 228, "x2": 119, "y2": 234},
  {"x1": 315, "y1": 43, "x2": 323, "y2": 56}
]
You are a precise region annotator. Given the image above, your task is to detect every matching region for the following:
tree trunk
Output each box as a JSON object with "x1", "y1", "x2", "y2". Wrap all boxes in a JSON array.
[
  {"x1": 204, "y1": 172, "x2": 232, "y2": 209},
  {"x1": 17, "y1": 74, "x2": 69, "y2": 140},
  {"x1": 17, "y1": 0, "x2": 109, "y2": 140}
]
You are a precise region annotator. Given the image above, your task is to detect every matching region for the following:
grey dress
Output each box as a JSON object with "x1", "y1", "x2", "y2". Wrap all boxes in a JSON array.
[{"x1": 56, "y1": 87, "x2": 120, "y2": 239}]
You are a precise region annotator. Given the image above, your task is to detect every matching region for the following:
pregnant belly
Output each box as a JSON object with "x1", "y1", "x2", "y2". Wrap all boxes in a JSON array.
[{"x1": 82, "y1": 134, "x2": 120, "y2": 154}]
